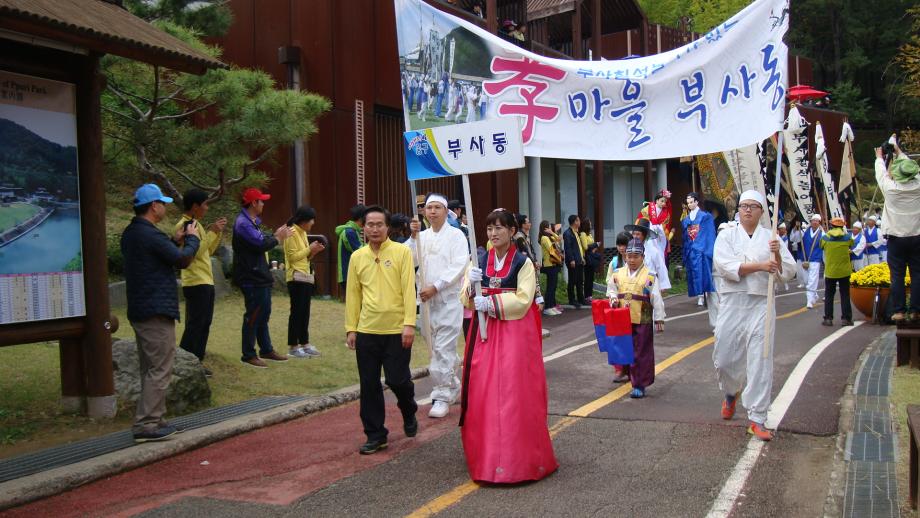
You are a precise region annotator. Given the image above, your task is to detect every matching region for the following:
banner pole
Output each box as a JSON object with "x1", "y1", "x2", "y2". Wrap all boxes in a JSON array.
[
  {"x1": 409, "y1": 181, "x2": 433, "y2": 349},
  {"x1": 764, "y1": 130, "x2": 784, "y2": 359},
  {"x1": 462, "y1": 174, "x2": 487, "y2": 341}
]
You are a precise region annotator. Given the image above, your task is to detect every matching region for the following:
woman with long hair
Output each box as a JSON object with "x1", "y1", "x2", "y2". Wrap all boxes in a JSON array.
[
  {"x1": 538, "y1": 220, "x2": 563, "y2": 315},
  {"x1": 460, "y1": 209, "x2": 557, "y2": 483},
  {"x1": 284, "y1": 205, "x2": 326, "y2": 358}
]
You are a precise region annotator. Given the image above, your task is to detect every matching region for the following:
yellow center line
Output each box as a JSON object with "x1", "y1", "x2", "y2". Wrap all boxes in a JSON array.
[{"x1": 405, "y1": 304, "x2": 812, "y2": 518}]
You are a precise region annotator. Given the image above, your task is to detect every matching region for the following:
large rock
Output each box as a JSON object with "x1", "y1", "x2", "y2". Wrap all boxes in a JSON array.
[{"x1": 112, "y1": 339, "x2": 211, "y2": 415}]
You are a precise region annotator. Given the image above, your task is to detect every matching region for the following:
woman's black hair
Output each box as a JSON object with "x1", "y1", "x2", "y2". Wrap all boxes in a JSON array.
[
  {"x1": 616, "y1": 231, "x2": 632, "y2": 246},
  {"x1": 579, "y1": 217, "x2": 593, "y2": 234},
  {"x1": 287, "y1": 204, "x2": 316, "y2": 226},
  {"x1": 538, "y1": 219, "x2": 551, "y2": 235},
  {"x1": 485, "y1": 208, "x2": 517, "y2": 232}
]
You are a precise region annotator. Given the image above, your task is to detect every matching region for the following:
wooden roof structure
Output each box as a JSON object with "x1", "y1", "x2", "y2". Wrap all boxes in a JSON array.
[
  {"x1": 527, "y1": 0, "x2": 644, "y2": 44},
  {"x1": 0, "y1": 0, "x2": 224, "y2": 74}
]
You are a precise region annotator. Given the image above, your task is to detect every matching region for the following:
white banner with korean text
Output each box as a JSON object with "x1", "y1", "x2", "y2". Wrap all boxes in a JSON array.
[{"x1": 395, "y1": 0, "x2": 789, "y2": 160}]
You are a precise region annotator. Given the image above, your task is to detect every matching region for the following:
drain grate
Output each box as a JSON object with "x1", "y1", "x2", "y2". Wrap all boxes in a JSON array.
[
  {"x1": 855, "y1": 355, "x2": 892, "y2": 397},
  {"x1": 845, "y1": 432, "x2": 896, "y2": 462},
  {"x1": 853, "y1": 411, "x2": 892, "y2": 435},
  {"x1": 0, "y1": 395, "x2": 309, "y2": 484},
  {"x1": 842, "y1": 461, "x2": 898, "y2": 518}
]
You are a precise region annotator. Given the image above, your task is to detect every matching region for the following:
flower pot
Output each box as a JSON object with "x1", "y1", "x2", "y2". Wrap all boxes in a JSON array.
[
  {"x1": 851, "y1": 285, "x2": 911, "y2": 318},
  {"x1": 851, "y1": 286, "x2": 889, "y2": 319}
]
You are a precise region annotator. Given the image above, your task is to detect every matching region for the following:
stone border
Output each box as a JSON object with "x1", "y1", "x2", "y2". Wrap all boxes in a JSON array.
[{"x1": 0, "y1": 367, "x2": 428, "y2": 511}]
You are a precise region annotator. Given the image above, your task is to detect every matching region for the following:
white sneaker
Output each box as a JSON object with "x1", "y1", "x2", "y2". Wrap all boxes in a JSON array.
[
  {"x1": 806, "y1": 303, "x2": 814, "y2": 309},
  {"x1": 543, "y1": 309, "x2": 556, "y2": 316},
  {"x1": 302, "y1": 344, "x2": 321, "y2": 357},
  {"x1": 697, "y1": 296, "x2": 705, "y2": 306},
  {"x1": 428, "y1": 400, "x2": 449, "y2": 418},
  {"x1": 288, "y1": 347, "x2": 309, "y2": 358},
  {"x1": 542, "y1": 328, "x2": 551, "y2": 338}
]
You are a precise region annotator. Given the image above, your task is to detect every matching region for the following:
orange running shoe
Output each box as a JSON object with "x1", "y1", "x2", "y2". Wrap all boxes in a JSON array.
[
  {"x1": 720, "y1": 392, "x2": 739, "y2": 420},
  {"x1": 747, "y1": 422, "x2": 774, "y2": 441}
]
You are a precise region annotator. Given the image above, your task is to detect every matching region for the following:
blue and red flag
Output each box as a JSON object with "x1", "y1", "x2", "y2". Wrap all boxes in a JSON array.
[{"x1": 591, "y1": 300, "x2": 634, "y2": 365}]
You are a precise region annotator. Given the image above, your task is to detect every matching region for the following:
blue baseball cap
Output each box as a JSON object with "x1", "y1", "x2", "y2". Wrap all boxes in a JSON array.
[{"x1": 133, "y1": 184, "x2": 173, "y2": 206}]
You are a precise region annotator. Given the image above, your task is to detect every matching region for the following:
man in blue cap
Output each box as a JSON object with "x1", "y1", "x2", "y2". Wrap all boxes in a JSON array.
[{"x1": 121, "y1": 184, "x2": 201, "y2": 442}]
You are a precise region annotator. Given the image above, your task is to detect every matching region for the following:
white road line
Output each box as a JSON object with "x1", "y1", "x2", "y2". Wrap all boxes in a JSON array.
[
  {"x1": 417, "y1": 289, "x2": 827, "y2": 406},
  {"x1": 706, "y1": 321, "x2": 865, "y2": 518}
]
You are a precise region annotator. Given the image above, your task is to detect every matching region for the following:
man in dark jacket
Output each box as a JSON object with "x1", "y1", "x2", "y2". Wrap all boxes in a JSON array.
[
  {"x1": 563, "y1": 214, "x2": 585, "y2": 308},
  {"x1": 232, "y1": 188, "x2": 292, "y2": 368},
  {"x1": 121, "y1": 184, "x2": 200, "y2": 443}
]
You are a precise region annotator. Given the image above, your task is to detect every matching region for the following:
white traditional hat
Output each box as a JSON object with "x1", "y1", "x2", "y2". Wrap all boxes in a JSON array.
[
  {"x1": 738, "y1": 189, "x2": 766, "y2": 207},
  {"x1": 853, "y1": 221, "x2": 863, "y2": 228},
  {"x1": 869, "y1": 215, "x2": 879, "y2": 222},
  {"x1": 778, "y1": 222, "x2": 787, "y2": 229},
  {"x1": 811, "y1": 213, "x2": 822, "y2": 221}
]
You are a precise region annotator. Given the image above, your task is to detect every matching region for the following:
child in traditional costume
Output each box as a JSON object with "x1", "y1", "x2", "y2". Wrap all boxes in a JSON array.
[
  {"x1": 606, "y1": 231, "x2": 633, "y2": 383},
  {"x1": 605, "y1": 238, "x2": 666, "y2": 398},
  {"x1": 460, "y1": 209, "x2": 558, "y2": 484}
]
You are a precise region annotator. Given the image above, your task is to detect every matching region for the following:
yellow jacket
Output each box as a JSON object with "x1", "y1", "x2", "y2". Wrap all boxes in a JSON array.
[
  {"x1": 283, "y1": 224, "x2": 313, "y2": 282},
  {"x1": 539, "y1": 233, "x2": 561, "y2": 267},
  {"x1": 579, "y1": 231, "x2": 593, "y2": 255},
  {"x1": 345, "y1": 239, "x2": 417, "y2": 334},
  {"x1": 174, "y1": 215, "x2": 221, "y2": 287}
]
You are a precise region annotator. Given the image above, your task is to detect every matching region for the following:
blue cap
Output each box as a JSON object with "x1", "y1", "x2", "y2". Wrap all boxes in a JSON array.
[{"x1": 133, "y1": 184, "x2": 173, "y2": 206}]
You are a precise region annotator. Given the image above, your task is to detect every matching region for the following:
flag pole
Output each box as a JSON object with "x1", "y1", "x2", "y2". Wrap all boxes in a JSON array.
[
  {"x1": 462, "y1": 174, "x2": 488, "y2": 341},
  {"x1": 764, "y1": 131, "x2": 785, "y2": 359},
  {"x1": 409, "y1": 181, "x2": 433, "y2": 349}
]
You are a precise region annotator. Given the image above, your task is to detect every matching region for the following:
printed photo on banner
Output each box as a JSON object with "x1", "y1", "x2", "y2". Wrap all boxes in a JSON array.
[
  {"x1": 394, "y1": 0, "x2": 790, "y2": 161},
  {"x1": 0, "y1": 70, "x2": 85, "y2": 325}
]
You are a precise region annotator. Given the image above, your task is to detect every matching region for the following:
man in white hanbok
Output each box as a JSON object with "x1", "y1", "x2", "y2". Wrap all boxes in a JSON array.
[
  {"x1": 713, "y1": 190, "x2": 796, "y2": 441},
  {"x1": 625, "y1": 218, "x2": 671, "y2": 292},
  {"x1": 802, "y1": 214, "x2": 824, "y2": 309},
  {"x1": 850, "y1": 221, "x2": 867, "y2": 272},
  {"x1": 407, "y1": 194, "x2": 469, "y2": 418}
]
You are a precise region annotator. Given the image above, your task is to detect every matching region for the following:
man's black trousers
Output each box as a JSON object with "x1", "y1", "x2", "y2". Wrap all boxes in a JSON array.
[{"x1": 355, "y1": 332, "x2": 417, "y2": 442}]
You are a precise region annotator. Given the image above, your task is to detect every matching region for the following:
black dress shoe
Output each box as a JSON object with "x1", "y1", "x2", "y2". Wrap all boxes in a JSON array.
[
  {"x1": 821, "y1": 318, "x2": 833, "y2": 326},
  {"x1": 404, "y1": 416, "x2": 419, "y2": 437},
  {"x1": 359, "y1": 439, "x2": 388, "y2": 455},
  {"x1": 841, "y1": 319, "x2": 854, "y2": 326}
]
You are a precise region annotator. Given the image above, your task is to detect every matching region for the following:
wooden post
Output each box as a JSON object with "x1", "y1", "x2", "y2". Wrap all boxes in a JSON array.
[
  {"x1": 76, "y1": 54, "x2": 116, "y2": 418},
  {"x1": 59, "y1": 337, "x2": 85, "y2": 414}
]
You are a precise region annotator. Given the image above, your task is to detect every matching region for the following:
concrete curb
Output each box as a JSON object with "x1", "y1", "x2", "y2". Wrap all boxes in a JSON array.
[{"x1": 0, "y1": 366, "x2": 429, "y2": 511}]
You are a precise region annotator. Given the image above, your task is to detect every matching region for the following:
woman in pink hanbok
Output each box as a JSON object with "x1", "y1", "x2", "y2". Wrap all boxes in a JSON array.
[{"x1": 460, "y1": 209, "x2": 558, "y2": 484}]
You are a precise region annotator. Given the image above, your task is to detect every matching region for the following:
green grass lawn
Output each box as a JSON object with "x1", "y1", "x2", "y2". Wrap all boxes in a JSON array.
[
  {"x1": 0, "y1": 202, "x2": 40, "y2": 234},
  {"x1": 890, "y1": 364, "x2": 920, "y2": 517},
  {"x1": 0, "y1": 292, "x2": 443, "y2": 458}
]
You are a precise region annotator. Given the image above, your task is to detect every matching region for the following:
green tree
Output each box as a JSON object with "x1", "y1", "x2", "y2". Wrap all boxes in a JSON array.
[
  {"x1": 124, "y1": 0, "x2": 233, "y2": 37},
  {"x1": 102, "y1": 21, "x2": 330, "y2": 204},
  {"x1": 829, "y1": 80, "x2": 870, "y2": 123}
]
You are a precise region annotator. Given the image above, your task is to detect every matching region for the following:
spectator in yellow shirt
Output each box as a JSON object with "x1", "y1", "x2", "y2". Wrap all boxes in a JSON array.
[
  {"x1": 284, "y1": 205, "x2": 326, "y2": 359},
  {"x1": 345, "y1": 206, "x2": 418, "y2": 455},
  {"x1": 173, "y1": 189, "x2": 226, "y2": 376}
]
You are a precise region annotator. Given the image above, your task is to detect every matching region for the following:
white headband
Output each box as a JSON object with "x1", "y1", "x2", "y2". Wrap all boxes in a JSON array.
[
  {"x1": 738, "y1": 189, "x2": 766, "y2": 207},
  {"x1": 853, "y1": 221, "x2": 863, "y2": 228},
  {"x1": 811, "y1": 214, "x2": 822, "y2": 221},
  {"x1": 425, "y1": 194, "x2": 448, "y2": 208}
]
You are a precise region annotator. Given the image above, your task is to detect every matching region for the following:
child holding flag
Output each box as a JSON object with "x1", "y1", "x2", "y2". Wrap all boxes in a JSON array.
[{"x1": 606, "y1": 238, "x2": 666, "y2": 398}]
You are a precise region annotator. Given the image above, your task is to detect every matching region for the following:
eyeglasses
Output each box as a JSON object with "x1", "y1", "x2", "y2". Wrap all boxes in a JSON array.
[{"x1": 738, "y1": 203, "x2": 762, "y2": 211}]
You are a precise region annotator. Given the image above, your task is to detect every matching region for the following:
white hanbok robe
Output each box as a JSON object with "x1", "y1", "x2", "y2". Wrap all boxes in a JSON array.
[
  {"x1": 713, "y1": 224, "x2": 796, "y2": 425},
  {"x1": 643, "y1": 235, "x2": 671, "y2": 290},
  {"x1": 406, "y1": 223, "x2": 469, "y2": 403}
]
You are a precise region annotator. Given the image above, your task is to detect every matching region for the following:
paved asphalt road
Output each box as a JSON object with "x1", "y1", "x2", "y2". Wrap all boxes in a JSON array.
[{"x1": 4, "y1": 287, "x2": 886, "y2": 518}]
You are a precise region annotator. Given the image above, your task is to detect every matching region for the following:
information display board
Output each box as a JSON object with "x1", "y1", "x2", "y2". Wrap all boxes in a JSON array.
[{"x1": 0, "y1": 70, "x2": 85, "y2": 324}]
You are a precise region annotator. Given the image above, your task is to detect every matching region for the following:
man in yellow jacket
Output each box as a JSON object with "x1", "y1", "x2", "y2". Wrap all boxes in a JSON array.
[
  {"x1": 345, "y1": 205, "x2": 418, "y2": 455},
  {"x1": 174, "y1": 189, "x2": 226, "y2": 376}
]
